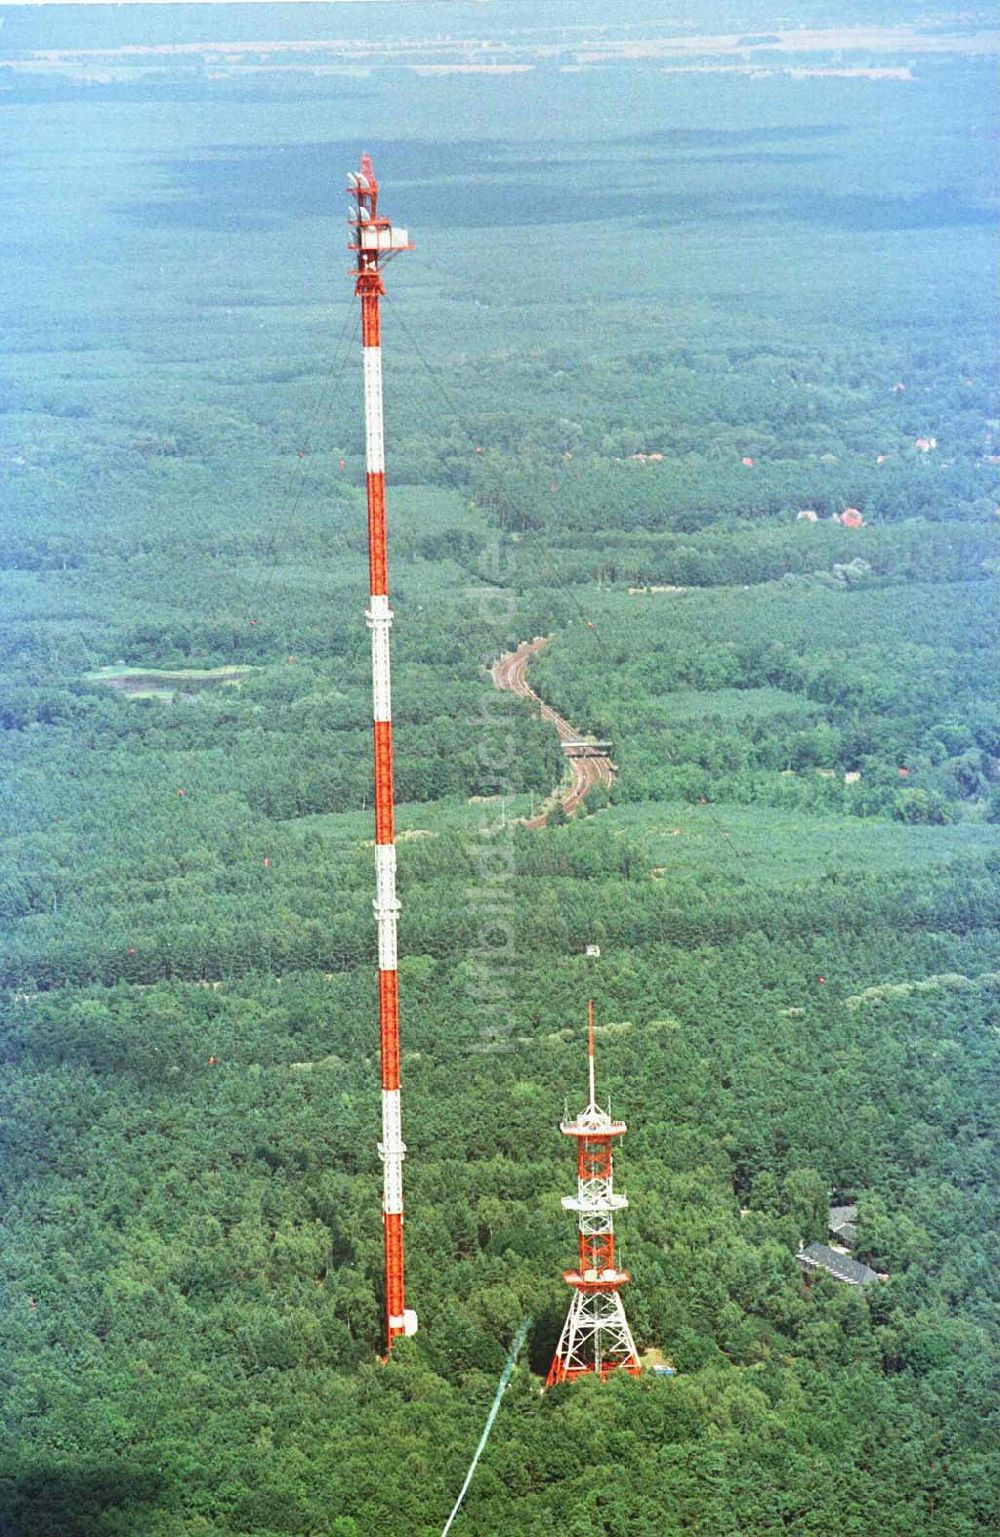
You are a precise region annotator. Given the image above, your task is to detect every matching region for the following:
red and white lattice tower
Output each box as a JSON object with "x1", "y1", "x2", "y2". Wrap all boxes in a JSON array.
[
  {"x1": 347, "y1": 154, "x2": 417, "y2": 1351},
  {"x1": 545, "y1": 1001, "x2": 641, "y2": 1386}
]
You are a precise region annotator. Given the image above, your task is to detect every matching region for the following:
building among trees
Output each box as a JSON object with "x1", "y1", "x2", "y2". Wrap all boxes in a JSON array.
[{"x1": 797, "y1": 1243, "x2": 880, "y2": 1288}]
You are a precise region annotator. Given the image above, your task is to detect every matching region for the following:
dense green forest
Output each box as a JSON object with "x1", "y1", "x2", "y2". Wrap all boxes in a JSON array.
[{"x1": 2, "y1": 5, "x2": 998, "y2": 1534}]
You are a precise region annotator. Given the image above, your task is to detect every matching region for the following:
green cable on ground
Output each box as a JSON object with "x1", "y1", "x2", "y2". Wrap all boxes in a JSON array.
[{"x1": 441, "y1": 1317, "x2": 531, "y2": 1536}]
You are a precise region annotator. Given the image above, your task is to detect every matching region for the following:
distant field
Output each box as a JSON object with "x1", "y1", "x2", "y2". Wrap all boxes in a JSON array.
[
  {"x1": 649, "y1": 686, "x2": 817, "y2": 722},
  {"x1": 8, "y1": 20, "x2": 997, "y2": 78},
  {"x1": 613, "y1": 799, "x2": 1000, "y2": 882},
  {"x1": 85, "y1": 664, "x2": 255, "y2": 697}
]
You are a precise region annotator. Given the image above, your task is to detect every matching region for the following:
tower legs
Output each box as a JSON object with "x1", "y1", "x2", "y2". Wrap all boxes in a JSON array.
[{"x1": 545, "y1": 1288, "x2": 641, "y2": 1387}]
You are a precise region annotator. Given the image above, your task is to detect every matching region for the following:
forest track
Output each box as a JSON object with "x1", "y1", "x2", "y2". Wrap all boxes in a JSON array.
[{"x1": 492, "y1": 636, "x2": 616, "y2": 827}]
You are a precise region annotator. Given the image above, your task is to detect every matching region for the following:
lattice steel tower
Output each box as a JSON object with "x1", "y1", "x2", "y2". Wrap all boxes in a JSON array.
[
  {"x1": 347, "y1": 154, "x2": 416, "y2": 1351},
  {"x1": 545, "y1": 1001, "x2": 641, "y2": 1386}
]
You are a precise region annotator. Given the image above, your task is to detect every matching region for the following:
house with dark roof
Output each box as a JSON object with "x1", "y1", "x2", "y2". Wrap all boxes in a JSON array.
[
  {"x1": 797, "y1": 1242, "x2": 879, "y2": 1287},
  {"x1": 828, "y1": 1203, "x2": 858, "y2": 1247}
]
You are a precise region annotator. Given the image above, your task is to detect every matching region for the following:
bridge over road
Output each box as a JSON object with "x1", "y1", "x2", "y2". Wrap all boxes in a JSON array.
[{"x1": 491, "y1": 637, "x2": 617, "y2": 827}]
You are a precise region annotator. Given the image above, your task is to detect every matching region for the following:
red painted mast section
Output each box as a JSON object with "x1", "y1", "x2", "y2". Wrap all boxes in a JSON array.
[{"x1": 347, "y1": 153, "x2": 416, "y2": 1351}]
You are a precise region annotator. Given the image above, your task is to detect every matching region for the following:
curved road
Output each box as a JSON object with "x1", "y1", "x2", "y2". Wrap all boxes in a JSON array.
[{"x1": 492, "y1": 637, "x2": 616, "y2": 827}]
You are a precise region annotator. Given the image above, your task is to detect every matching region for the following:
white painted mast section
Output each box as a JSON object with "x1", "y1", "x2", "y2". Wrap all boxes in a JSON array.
[
  {"x1": 363, "y1": 348, "x2": 386, "y2": 473},
  {"x1": 587, "y1": 998, "x2": 597, "y2": 1111},
  {"x1": 380, "y1": 1089, "x2": 405, "y2": 1214},
  {"x1": 368, "y1": 597, "x2": 393, "y2": 721},
  {"x1": 373, "y1": 844, "x2": 399, "y2": 969}
]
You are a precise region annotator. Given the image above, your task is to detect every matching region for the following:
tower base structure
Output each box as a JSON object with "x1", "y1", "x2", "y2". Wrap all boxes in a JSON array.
[{"x1": 546, "y1": 1275, "x2": 641, "y2": 1386}]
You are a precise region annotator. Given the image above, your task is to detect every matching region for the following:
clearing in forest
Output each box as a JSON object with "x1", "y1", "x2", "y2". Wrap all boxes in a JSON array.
[{"x1": 85, "y1": 665, "x2": 256, "y2": 699}]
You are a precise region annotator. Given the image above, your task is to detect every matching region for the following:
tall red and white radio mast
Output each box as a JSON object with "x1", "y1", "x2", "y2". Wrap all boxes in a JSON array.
[
  {"x1": 347, "y1": 153, "x2": 417, "y2": 1351},
  {"x1": 545, "y1": 1001, "x2": 641, "y2": 1386}
]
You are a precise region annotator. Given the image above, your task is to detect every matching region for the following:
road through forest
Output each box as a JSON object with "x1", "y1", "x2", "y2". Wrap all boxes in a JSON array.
[{"x1": 491, "y1": 637, "x2": 616, "y2": 828}]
